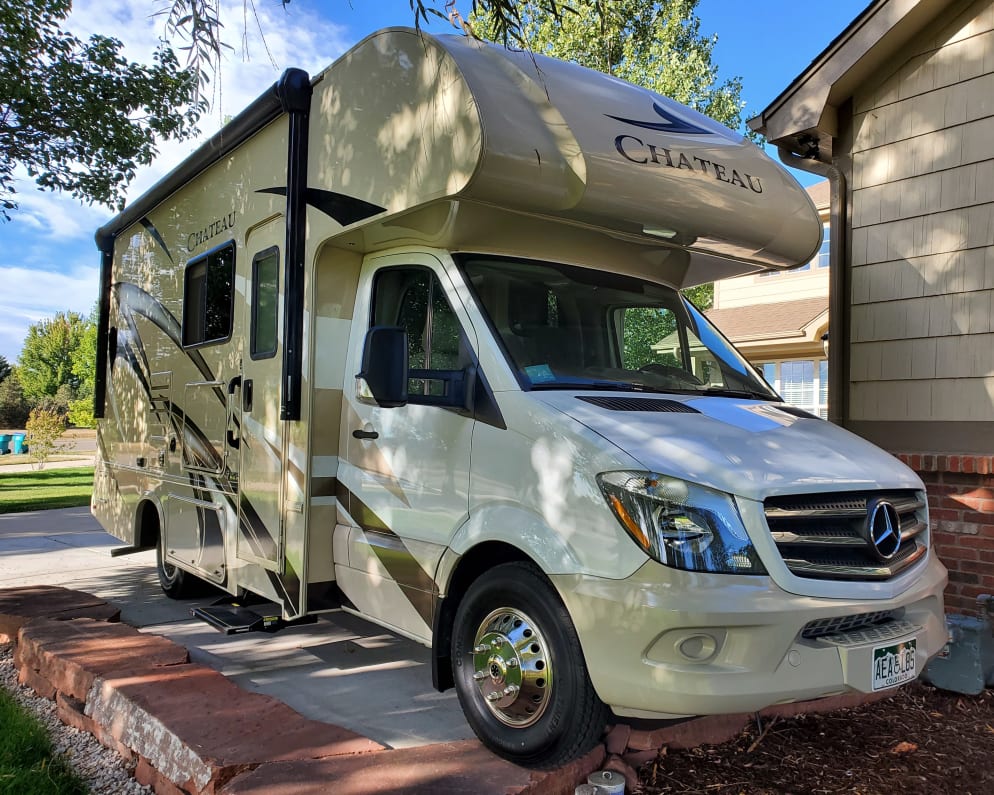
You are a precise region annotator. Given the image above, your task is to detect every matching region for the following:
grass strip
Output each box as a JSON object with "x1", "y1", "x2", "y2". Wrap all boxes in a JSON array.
[
  {"x1": 0, "y1": 468, "x2": 94, "y2": 514},
  {"x1": 0, "y1": 688, "x2": 87, "y2": 795}
]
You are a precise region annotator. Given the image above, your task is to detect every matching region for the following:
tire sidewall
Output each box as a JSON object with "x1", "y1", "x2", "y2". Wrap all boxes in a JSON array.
[
  {"x1": 452, "y1": 563, "x2": 593, "y2": 765},
  {"x1": 156, "y1": 537, "x2": 186, "y2": 597}
]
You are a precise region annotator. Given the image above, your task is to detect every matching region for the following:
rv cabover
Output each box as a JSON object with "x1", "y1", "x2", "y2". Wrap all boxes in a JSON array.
[{"x1": 93, "y1": 27, "x2": 947, "y2": 768}]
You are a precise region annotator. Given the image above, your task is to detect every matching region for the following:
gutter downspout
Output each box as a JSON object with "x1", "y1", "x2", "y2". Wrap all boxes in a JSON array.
[{"x1": 776, "y1": 146, "x2": 848, "y2": 427}]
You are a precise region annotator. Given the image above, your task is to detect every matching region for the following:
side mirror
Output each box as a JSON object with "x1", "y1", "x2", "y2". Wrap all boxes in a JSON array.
[{"x1": 357, "y1": 326, "x2": 408, "y2": 408}]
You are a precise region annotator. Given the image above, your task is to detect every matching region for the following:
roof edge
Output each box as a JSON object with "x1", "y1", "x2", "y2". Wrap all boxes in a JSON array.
[{"x1": 95, "y1": 68, "x2": 310, "y2": 252}]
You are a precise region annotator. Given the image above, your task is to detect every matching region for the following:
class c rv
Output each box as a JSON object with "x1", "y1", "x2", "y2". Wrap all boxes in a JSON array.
[{"x1": 92, "y1": 27, "x2": 948, "y2": 768}]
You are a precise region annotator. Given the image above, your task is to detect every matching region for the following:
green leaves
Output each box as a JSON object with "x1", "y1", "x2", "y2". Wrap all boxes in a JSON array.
[
  {"x1": 0, "y1": 0, "x2": 203, "y2": 217},
  {"x1": 16, "y1": 311, "x2": 91, "y2": 404}
]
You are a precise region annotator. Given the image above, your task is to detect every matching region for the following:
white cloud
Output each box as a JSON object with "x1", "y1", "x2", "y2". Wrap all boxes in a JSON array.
[
  {"x1": 0, "y1": 264, "x2": 100, "y2": 362},
  {"x1": 7, "y1": 184, "x2": 108, "y2": 243}
]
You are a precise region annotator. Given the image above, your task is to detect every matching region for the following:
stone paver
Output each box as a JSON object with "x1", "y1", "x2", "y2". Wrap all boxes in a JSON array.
[{"x1": 0, "y1": 584, "x2": 120, "y2": 642}]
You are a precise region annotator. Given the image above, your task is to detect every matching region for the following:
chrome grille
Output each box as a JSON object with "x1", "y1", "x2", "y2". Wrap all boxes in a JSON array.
[{"x1": 764, "y1": 490, "x2": 927, "y2": 581}]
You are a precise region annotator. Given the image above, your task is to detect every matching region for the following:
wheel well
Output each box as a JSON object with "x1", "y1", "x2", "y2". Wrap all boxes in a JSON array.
[
  {"x1": 432, "y1": 541, "x2": 537, "y2": 692},
  {"x1": 135, "y1": 500, "x2": 161, "y2": 549}
]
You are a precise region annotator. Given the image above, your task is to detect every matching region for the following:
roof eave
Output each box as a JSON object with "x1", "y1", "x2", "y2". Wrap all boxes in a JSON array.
[{"x1": 748, "y1": 0, "x2": 954, "y2": 150}]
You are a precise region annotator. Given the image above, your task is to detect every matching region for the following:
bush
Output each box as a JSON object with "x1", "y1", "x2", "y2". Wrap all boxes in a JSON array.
[
  {"x1": 67, "y1": 397, "x2": 96, "y2": 429},
  {"x1": 25, "y1": 409, "x2": 73, "y2": 469}
]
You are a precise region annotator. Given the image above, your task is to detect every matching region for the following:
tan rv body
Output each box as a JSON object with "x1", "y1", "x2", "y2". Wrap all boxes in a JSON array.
[{"x1": 92, "y1": 28, "x2": 945, "y2": 767}]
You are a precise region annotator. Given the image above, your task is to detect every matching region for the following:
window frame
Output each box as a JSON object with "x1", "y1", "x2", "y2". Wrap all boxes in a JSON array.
[
  {"x1": 249, "y1": 246, "x2": 280, "y2": 360},
  {"x1": 369, "y1": 264, "x2": 469, "y2": 405},
  {"x1": 757, "y1": 357, "x2": 829, "y2": 418},
  {"x1": 182, "y1": 240, "x2": 236, "y2": 349}
]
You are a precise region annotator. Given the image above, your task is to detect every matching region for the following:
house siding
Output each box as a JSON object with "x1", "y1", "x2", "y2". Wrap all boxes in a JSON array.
[
  {"x1": 849, "y1": 0, "x2": 994, "y2": 431},
  {"x1": 848, "y1": 0, "x2": 994, "y2": 613}
]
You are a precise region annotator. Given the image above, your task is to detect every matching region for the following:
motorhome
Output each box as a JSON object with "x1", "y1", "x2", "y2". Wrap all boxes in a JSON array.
[{"x1": 92, "y1": 27, "x2": 948, "y2": 768}]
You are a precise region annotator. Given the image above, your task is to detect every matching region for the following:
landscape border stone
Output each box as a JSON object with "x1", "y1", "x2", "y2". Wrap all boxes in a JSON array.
[{"x1": 0, "y1": 584, "x2": 890, "y2": 794}]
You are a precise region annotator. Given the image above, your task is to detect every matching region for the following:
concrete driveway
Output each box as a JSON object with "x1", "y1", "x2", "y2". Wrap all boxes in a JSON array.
[{"x1": 0, "y1": 507, "x2": 472, "y2": 749}]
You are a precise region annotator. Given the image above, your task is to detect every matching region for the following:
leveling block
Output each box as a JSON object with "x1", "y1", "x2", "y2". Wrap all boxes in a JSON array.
[{"x1": 192, "y1": 596, "x2": 316, "y2": 635}]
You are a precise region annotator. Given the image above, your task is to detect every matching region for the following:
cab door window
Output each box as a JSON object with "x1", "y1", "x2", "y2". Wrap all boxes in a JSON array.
[{"x1": 371, "y1": 267, "x2": 465, "y2": 400}]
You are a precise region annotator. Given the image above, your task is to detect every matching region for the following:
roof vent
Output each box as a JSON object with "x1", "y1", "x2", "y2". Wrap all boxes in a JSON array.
[{"x1": 576, "y1": 396, "x2": 700, "y2": 413}]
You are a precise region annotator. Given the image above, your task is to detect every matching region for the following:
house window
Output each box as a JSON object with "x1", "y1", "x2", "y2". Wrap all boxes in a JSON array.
[
  {"x1": 757, "y1": 358, "x2": 828, "y2": 418},
  {"x1": 815, "y1": 223, "x2": 830, "y2": 268},
  {"x1": 182, "y1": 242, "x2": 235, "y2": 347}
]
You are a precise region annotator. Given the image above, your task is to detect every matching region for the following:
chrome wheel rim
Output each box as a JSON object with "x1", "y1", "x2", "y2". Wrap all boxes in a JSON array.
[{"x1": 471, "y1": 607, "x2": 552, "y2": 727}]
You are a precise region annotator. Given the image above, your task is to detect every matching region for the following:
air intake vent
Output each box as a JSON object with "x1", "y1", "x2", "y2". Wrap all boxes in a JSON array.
[
  {"x1": 772, "y1": 404, "x2": 821, "y2": 420},
  {"x1": 576, "y1": 396, "x2": 700, "y2": 413}
]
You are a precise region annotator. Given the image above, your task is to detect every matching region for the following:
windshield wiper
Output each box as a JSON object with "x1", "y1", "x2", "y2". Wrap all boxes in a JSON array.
[
  {"x1": 531, "y1": 380, "x2": 642, "y2": 391},
  {"x1": 699, "y1": 386, "x2": 774, "y2": 400}
]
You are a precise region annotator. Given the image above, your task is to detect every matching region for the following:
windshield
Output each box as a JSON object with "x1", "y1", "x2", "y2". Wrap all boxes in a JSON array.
[{"x1": 459, "y1": 255, "x2": 779, "y2": 400}]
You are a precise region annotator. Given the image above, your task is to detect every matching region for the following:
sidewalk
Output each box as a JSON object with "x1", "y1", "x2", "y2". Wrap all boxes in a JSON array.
[{"x1": 0, "y1": 455, "x2": 95, "y2": 474}]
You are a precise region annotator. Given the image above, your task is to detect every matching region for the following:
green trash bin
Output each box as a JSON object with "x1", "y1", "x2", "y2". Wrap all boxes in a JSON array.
[
  {"x1": 12, "y1": 433, "x2": 26, "y2": 454},
  {"x1": 0, "y1": 434, "x2": 10, "y2": 455}
]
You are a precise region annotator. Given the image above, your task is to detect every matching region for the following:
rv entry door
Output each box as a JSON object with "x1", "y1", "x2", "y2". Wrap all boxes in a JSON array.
[{"x1": 232, "y1": 231, "x2": 285, "y2": 570}]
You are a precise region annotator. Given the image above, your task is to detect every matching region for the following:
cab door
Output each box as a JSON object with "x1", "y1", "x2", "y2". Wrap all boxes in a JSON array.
[
  {"x1": 232, "y1": 221, "x2": 285, "y2": 570},
  {"x1": 338, "y1": 252, "x2": 477, "y2": 639}
]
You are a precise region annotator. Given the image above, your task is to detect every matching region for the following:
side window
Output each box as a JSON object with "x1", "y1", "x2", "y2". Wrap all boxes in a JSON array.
[
  {"x1": 183, "y1": 242, "x2": 235, "y2": 347},
  {"x1": 251, "y1": 248, "x2": 279, "y2": 359},
  {"x1": 371, "y1": 267, "x2": 465, "y2": 399}
]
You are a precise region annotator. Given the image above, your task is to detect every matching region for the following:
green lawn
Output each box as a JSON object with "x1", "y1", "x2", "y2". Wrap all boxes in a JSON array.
[
  {"x1": 0, "y1": 688, "x2": 88, "y2": 795},
  {"x1": 0, "y1": 468, "x2": 94, "y2": 515}
]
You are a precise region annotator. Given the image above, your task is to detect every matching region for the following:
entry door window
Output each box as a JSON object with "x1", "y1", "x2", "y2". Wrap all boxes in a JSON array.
[
  {"x1": 371, "y1": 268, "x2": 465, "y2": 400},
  {"x1": 250, "y1": 248, "x2": 279, "y2": 359}
]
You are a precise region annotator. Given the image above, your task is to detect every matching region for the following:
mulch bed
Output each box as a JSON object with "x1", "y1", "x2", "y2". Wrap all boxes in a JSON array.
[{"x1": 637, "y1": 682, "x2": 994, "y2": 794}]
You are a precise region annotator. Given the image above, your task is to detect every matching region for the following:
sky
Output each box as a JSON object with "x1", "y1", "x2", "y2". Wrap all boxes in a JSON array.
[{"x1": 0, "y1": 0, "x2": 869, "y2": 363}]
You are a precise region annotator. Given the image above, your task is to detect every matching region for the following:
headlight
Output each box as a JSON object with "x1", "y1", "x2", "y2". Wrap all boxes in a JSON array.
[{"x1": 597, "y1": 471, "x2": 766, "y2": 575}]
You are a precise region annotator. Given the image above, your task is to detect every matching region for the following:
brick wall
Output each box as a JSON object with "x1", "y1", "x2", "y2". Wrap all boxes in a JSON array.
[{"x1": 895, "y1": 454, "x2": 994, "y2": 615}]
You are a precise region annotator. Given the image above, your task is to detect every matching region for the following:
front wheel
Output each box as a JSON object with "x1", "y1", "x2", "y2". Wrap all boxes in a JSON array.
[{"x1": 451, "y1": 562, "x2": 608, "y2": 768}]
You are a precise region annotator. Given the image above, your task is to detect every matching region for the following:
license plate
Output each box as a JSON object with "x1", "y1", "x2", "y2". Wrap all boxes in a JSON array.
[{"x1": 871, "y1": 638, "x2": 917, "y2": 691}]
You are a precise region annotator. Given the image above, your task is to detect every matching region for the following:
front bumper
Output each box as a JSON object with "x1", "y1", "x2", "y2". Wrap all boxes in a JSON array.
[{"x1": 551, "y1": 553, "x2": 947, "y2": 719}]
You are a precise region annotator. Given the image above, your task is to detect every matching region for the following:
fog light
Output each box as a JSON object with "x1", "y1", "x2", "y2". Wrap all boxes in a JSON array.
[{"x1": 678, "y1": 633, "x2": 718, "y2": 662}]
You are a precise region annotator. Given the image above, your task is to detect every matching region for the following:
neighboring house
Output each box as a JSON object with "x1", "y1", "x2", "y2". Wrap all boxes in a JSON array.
[
  {"x1": 705, "y1": 182, "x2": 832, "y2": 417},
  {"x1": 749, "y1": 0, "x2": 994, "y2": 614}
]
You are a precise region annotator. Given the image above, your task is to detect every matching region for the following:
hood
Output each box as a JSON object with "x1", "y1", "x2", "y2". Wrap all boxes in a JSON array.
[{"x1": 537, "y1": 392, "x2": 921, "y2": 502}]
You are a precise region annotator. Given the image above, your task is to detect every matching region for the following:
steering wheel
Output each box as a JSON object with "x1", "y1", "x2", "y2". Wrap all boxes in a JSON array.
[{"x1": 638, "y1": 363, "x2": 704, "y2": 386}]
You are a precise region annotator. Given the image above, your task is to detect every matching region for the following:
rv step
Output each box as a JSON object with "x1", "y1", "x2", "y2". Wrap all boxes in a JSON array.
[{"x1": 191, "y1": 598, "x2": 314, "y2": 635}]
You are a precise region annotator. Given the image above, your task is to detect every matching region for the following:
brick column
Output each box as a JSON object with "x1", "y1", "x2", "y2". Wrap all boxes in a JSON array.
[{"x1": 894, "y1": 454, "x2": 994, "y2": 615}]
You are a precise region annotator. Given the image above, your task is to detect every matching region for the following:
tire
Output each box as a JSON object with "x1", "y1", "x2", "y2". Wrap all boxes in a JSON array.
[
  {"x1": 451, "y1": 561, "x2": 609, "y2": 768},
  {"x1": 156, "y1": 537, "x2": 201, "y2": 599}
]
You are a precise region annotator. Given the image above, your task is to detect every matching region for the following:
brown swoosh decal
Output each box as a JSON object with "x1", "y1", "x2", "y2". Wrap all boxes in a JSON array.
[{"x1": 336, "y1": 482, "x2": 437, "y2": 627}]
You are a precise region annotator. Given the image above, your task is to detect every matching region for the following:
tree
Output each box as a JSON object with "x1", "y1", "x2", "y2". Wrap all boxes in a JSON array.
[
  {"x1": 0, "y1": 372, "x2": 30, "y2": 429},
  {"x1": 67, "y1": 314, "x2": 98, "y2": 428},
  {"x1": 26, "y1": 407, "x2": 71, "y2": 469},
  {"x1": 16, "y1": 311, "x2": 89, "y2": 403},
  {"x1": 0, "y1": 0, "x2": 202, "y2": 218},
  {"x1": 0, "y1": 354, "x2": 10, "y2": 383}
]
